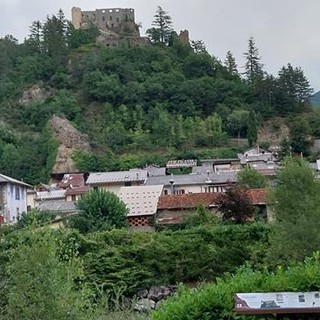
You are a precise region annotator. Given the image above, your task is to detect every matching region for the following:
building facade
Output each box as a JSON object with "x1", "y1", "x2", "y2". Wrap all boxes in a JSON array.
[{"x1": 0, "y1": 174, "x2": 31, "y2": 223}]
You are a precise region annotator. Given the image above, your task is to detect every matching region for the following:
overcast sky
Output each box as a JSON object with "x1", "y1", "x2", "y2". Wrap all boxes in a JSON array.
[{"x1": 1, "y1": 0, "x2": 320, "y2": 91}]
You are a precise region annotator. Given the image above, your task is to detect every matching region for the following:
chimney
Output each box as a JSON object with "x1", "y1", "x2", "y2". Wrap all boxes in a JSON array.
[{"x1": 169, "y1": 177, "x2": 175, "y2": 195}]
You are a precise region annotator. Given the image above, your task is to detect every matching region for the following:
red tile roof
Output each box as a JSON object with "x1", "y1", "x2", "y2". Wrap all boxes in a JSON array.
[
  {"x1": 157, "y1": 189, "x2": 267, "y2": 210},
  {"x1": 58, "y1": 173, "x2": 85, "y2": 188},
  {"x1": 65, "y1": 186, "x2": 89, "y2": 195}
]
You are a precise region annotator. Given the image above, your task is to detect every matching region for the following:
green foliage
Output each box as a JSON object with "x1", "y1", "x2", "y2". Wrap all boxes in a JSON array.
[
  {"x1": 276, "y1": 63, "x2": 313, "y2": 115},
  {"x1": 67, "y1": 22, "x2": 100, "y2": 49},
  {"x1": 243, "y1": 36, "x2": 264, "y2": 84},
  {"x1": 237, "y1": 167, "x2": 268, "y2": 189},
  {"x1": 267, "y1": 158, "x2": 320, "y2": 265},
  {"x1": 70, "y1": 189, "x2": 128, "y2": 233},
  {"x1": 279, "y1": 137, "x2": 291, "y2": 159},
  {"x1": 72, "y1": 150, "x2": 115, "y2": 172},
  {"x1": 227, "y1": 109, "x2": 249, "y2": 139},
  {"x1": 183, "y1": 205, "x2": 218, "y2": 228},
  {"x1": 0, "y1": 221, "x2": 268, "y2": 318},
  {"x1": 41, "y1": 121, "x2": 60, "y2": 177},
  {"x1": 246, "y1": 109, "x2": 258, "y2": 147},
  {"x1": 216, "y1": 186, "x2": 255, "y2": 223},
  {"x1": 15, "y1": 209, "x2": 57, "y2": 229},
  {"x1": 146, "y1": 6, "x2": 173, "y2": 44},
  {"x1": 4, "y1": 229, "x2": 91, "y2": 320},
  {"x1": 289, "y1": 116, "x2": 312, "y2": 155},
  {"x1": 0, "y1": 9, "x2": 315, "y2": 181},
  {"x1": 151, "y1": 253, "x2": 320, "y2": 320},
  {"x1": 79, "y1": 223, "x2": 268, "y2": 297},
  {"x1": 224, "y1": 51, "x2": 239, "y2": 78}
]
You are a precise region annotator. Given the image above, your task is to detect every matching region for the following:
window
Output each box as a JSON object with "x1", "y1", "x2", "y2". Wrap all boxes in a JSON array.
[
  {"x1": 27, "y1": 205, "x2": 31, "y2": 212},
  {"x1": 71, "y1": 195, "x2": 76, "y2": 201},
  {"x1": 109, "y1": 16, "x2": 112, "y2": 20},
  {"x1": 163, "y1": 190, "x2": 168, "y2": 195},
  {"x1": 102, "y1": 16, "x2": 105, "y2": 21},
  {"x1": 124, "y1": 181, "x2": 132, "y2": 187},
  {"x1": 116, "y1": 17, "x2": 119, "y2": 22},
  {"x1": 174, "y1": 189, "x2": 185, "y2": 195},
  {"x1": 15, "y1": 187, "x2": 20, "y2": 200}
]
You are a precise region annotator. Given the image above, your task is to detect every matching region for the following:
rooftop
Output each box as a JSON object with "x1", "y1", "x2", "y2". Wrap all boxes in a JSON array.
[
  {"x1": 86, "y1": 170, "x2": 148, "y2": 185},
  {"x1": 35, "y1": 189, "x2": 66, "y2": 201},
  {"x1": 145, "y1": 171, "x2": 237, "y2": 186},
  {"x1": 58, "y1": 173, "x2": 85, "y2": 189},
  {"x1": 158, "y1": 188, "x2": 267, "y2": 210},
  {"x1": 119, "y1": 185, "x2": 163, "y2": 217},
  {"x1": 0, "y1": 173, "x2": 32, "y2": 187},
  {"x1": 65, "y1": 186, "x2": 89, "y2": 195},
  {"x1": 37, "y1": 200, "x2": 77, "y2": 213}
]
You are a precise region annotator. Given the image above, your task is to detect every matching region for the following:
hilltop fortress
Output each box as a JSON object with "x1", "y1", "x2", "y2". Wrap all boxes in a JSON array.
[
  {"x1": 71, "y1": 6, "x2": 189, "y2": 47},
  {"x1": 72, "y1": 7, "x2": 135, "y2": 31},
  {"x1": 71, "y1": 6, "x2": 145, "y2": 46}
]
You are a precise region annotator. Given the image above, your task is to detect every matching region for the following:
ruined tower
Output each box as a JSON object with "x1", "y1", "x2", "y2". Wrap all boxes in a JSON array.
[{"x1": 71, "y1": 7, "x2": 135, "y2": 30}]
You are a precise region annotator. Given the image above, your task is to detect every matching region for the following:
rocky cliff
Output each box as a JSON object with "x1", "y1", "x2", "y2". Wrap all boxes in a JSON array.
[
  {"x1": 257, "y1": 118, "x2": 289, "y2": 150},
  {"x1": 50, "y1": 115, "x2": 91, "y2": 173}
]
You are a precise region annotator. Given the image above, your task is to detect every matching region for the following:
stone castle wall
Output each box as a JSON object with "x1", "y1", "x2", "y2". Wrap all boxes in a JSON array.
[{"x1": 72, "y1": 7, "x2": 135, "y2": 30}]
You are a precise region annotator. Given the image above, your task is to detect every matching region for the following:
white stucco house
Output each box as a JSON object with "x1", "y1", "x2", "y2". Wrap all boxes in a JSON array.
[{"x1": 0, "y1": 173, "x2": 31, "y2": 223}]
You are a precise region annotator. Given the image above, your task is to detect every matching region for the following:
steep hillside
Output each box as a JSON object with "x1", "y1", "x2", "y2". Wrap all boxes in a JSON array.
[
  {"x1": 311, "y1": 90, "x2": 320, "y2": 107},
  {"x1": 0, "y1": 10, "x2": 315, "y2": 183}
]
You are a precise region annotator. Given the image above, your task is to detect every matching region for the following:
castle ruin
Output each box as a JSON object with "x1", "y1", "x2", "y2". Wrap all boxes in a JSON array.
[
  {"x1": 71, "y1": 7, "x2": 145, "y2": 46},
  {"x1": 72, "y1": 7, "x2": 135, "y2": 30}
]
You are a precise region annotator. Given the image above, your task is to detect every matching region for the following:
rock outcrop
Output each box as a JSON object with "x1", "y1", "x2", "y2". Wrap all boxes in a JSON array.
[
  {"x1": 257, "y1": 117, "x2": 289, "y2": 150},
  {"x1": 134, "y1": 285, "x2": 177, "y2": 312},
  {"x1": 19, "y1": 83, "x2": 52, "y2": 106},
  {"x1": 50, "y1": 115, "x2": 91, "y2": 173}
]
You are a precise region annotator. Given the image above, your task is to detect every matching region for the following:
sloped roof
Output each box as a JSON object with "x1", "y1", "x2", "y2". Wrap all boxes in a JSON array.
[
  {"x1": 245, "y1": 189, "x2": 267, "y2": 205},
  {"x1": 65, "y1": 186, "x2": 89, "y2": 195},
  {"x1": 145, "y1": 171, "x2": 237, "y2": 186},
  {"x1": 37, "y1": 200, "x2": 77, "y2": 213},
  {"x1": 157, "y1": 188, "x2": 267, "y2": 210},
  {"x1": 35, "y1": 189, "x2": 66, "y2": 200},
  {"x1": 118, "y1": 185, "x2": 163, "y2": 217},
  {"x1": 86, "y1": 170, "x2": 148, "y2": 185},
  {"x1": 58, "y1": 173, "x2": 85, "y2": 188},
  {"x1": 35, "y1": 183, "x2": 59, "y2": 192},
  {"x1": 0, "y1": 173, "x2": 32, "y2": 187}
]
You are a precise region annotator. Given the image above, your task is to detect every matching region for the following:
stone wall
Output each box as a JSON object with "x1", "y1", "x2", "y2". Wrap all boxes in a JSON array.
[{"x1": 72, "y1": 7, "x2": 135, "y2": 30}]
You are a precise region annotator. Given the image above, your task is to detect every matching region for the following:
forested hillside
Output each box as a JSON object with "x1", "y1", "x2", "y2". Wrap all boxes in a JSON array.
[{"x1": 0, "y1": 8, "x2": 316, "y2": 184}]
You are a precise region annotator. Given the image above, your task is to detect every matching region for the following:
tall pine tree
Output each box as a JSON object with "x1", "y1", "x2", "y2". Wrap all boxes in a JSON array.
[
  {"x1": 224, "y1": 50, "x2": 239, "y2": 77},
  {"x1": 243, "y1": 37, "x2": 263, "y2": 84},
  {"x1": 146, "y1": 6, "x2": 173, "y2": 44}
]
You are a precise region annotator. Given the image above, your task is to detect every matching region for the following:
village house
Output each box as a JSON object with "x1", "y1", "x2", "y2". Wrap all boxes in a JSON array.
[
  {"x1": 118, "y1": 185, "x2": 163, "y2": 229},
  {"x1": 237, "y1": 146, "x2": 279, "y2": 177},
  {"x1": 86, "y1": 170, "x2": 148, "y2": 194},
  {"x1": 156, "y1": 188, "x2": 269, "y2": 226},
  {"x1": 0, "y1": 173, "x2": 31, "y2": 223},
  {"x1": 198, "y1": 158, "x2": 241, "y2": 173},
  {"x1": 145, "y1": 170, "x2": 237, "y2": 195}
]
